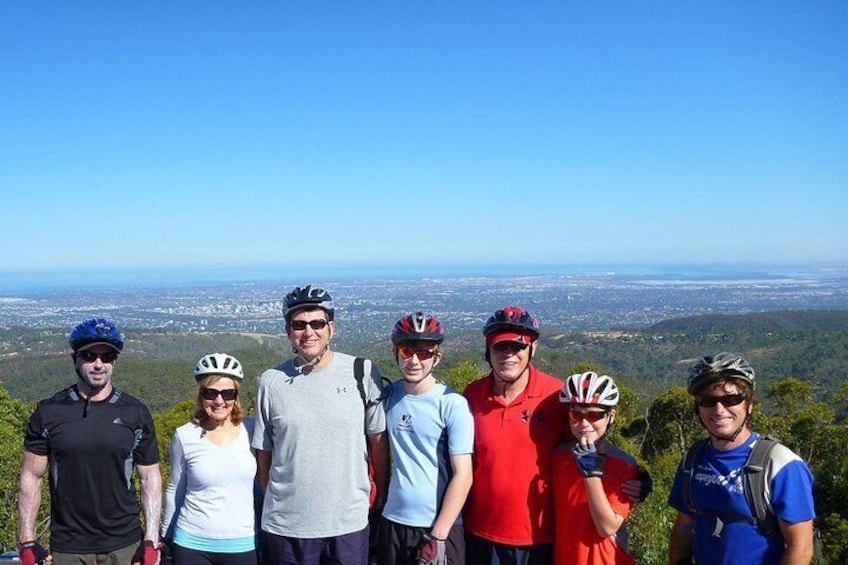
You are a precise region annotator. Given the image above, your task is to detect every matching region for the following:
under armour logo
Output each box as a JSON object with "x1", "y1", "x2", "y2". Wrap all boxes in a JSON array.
[
  {"x1": 521, "y1": 409, "x2": 531, "y2": 423},
  {"x1": 337, "y1": 387, "x2": 348, "y2": 393}
]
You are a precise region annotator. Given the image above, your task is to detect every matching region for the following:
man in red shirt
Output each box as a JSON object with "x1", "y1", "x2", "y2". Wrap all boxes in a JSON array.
[
  {"x1": 464, "y1": 308, "x2": 650, "y2": 565},
  {"x1": 463, "y1": 307, "x2": 565, "y2": 565}
]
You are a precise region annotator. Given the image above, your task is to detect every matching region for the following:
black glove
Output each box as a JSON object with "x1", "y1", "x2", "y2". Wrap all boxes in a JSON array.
[
  {"x1": 637, "y1": 465, "x2": 654, "y2": 502},
  {"x1": 18, "y1": 541, "x2": 49, "y2": 565},
  {"x1": 416, "y1": 533, "x2": 447, "y2": 565},
  {"x1": 571, "y1": 441, "x2": 607, "y2": 478},
  {"x1": 160, "y1": 540, "x2": 173, "y2": 565}
]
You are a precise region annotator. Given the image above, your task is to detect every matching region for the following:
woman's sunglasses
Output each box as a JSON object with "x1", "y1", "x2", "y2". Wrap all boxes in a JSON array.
[
  {"x1": 77, "y1": 350, "x2": 119, "y2": 364},
  {"x1": 201, "y1": 388, "x2": 238, "y2": 401},
  {"x1": 694, "y1": 392, "x2": 748, "y2": 408},
  {"x1": 568, "y1": 409, "x2": 610, "y2": 424},
  {"x1": 397, "y1": 344, "x2": 438, "y2": 361}
]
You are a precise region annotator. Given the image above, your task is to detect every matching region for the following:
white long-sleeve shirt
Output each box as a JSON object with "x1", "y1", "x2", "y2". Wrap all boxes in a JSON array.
[{"x1": 161, "y1": 421, "x2": 257, "y2": 540}]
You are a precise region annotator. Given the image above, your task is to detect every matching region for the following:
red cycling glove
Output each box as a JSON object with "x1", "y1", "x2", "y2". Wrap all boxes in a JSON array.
[{"x1": 18, "y1": 541, "x2": 49, "y2": 565}]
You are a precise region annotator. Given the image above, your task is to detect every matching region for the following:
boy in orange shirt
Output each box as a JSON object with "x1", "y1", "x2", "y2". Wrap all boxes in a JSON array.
[{"x1": 552, "y1": 372, "x2": 639, "y2": 565}]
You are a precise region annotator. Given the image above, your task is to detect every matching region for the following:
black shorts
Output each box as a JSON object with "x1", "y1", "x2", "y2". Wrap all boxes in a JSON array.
[
  {"x1": 464, "y1": 534, "x2": 552, "y2": 565},
  {"x1": 171, "y1": 544, "x2": 257, "y2": 565},
  {"x1": 376, "y1": 517, "x2": 465, "y2": 565},
  {"x1": 263, "y1": 526, "x2": 369, "y2": 565}
]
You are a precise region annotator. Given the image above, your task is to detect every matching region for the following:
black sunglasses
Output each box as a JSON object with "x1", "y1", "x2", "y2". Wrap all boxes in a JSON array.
[
  {"x1": 290, "y1": 319, "x2": 329, "y2": 331},
  {"x1": 491, "y1": 341, "x2": 529, "y2": 354},
  {"x1": 201, "y1": 388, "x2": 238, "y2": 401},
  {"x1": 694, "y1": 392, "x2": 748, "y2": 408},
  {"x1": 77, "y1": 350, "x2": 119, "y2": 363}
]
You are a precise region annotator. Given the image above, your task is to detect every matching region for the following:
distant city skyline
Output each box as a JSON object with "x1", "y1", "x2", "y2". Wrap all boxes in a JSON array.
[
  {"x1": 2, "y1": 261, "x2": 846, "y2": 294},
  {"x1": 2, "y1": 270, "x2": 847, "y2": 342},
  {"x1": 2, "y1": 3, "x2": 846, "y2": 278}
]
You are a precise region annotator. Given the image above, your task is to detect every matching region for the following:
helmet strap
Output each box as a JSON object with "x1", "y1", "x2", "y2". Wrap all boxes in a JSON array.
[
  {"x1": 293, "y1": 344, "x2": 330, "y2": 373},
  {"x1": 698, "y1": 412, "x2": 750, "y2": 443},
  {"x1": 493, "y1": 361, "x2": 531, "y2": 397}
]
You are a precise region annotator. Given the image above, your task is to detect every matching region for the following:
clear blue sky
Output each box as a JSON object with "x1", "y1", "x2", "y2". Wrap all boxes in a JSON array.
[{"x1": 2, "y1": 2, "x2": 846, "y2": 278}]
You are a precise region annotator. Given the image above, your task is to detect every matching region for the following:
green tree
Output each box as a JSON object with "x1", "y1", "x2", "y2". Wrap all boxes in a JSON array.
[
  {"x1": 152, "y1": 399, "x2": 196, "y2": 484},
  {"x1": 442, "y1": 360, "x2": 483, "y2": 393},
  {"x1": 0, "y1": 384, "x2": 44, "y2": 551},
  {"x1": 641, "y1": 387, "x2": 701, "y2": 461}
]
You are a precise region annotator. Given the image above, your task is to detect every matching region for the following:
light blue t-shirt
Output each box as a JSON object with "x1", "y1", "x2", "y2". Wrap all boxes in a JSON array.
[{"x1": 382, "y1": 380, "x2": 474, "y2": 527}]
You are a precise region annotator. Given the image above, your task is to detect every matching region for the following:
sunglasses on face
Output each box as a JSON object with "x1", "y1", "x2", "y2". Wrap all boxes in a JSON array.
[
  {"x1": 694, "y1": 392, "x2": 748, "y2": 408},
  {"x1": 568, "y1": 409, "x2": 610, "y2": 424},
  {"x1": 77, "y1": 350, "x2": 119, "y2": 363},
  {"x1": 201, "y1": 388, "x2": 238, "y2": 401},
  {"x1": 491, "y1": 342, "x2": 529, "y2": 355},
  {"x1": 290, "y1": 319, "x2": 329, "y2": 331},
  {"x1": 397, "y1": 343, "x2": 438, "y2": 361}
]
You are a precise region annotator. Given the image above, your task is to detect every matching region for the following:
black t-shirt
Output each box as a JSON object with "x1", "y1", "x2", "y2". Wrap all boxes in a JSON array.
[{"x1": 24, "y1": 385, "x2": 160, "y2": 553}]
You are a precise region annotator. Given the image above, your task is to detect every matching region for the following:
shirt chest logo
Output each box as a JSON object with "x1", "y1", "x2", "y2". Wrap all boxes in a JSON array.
[
  {"x1": 518, "y1": 409, "x2": 547, "y2": 424},
  {"x1": 396, "y1": 413, "x2": 414, "y2": 432}
]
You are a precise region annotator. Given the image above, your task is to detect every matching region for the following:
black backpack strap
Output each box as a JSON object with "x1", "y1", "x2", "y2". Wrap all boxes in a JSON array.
[
  {"x1": 743, "y1": 435, "x2": 781, "y2": 538},
  {"x1": 354, "y1": 357, "x2": 367, "y2": 408}
]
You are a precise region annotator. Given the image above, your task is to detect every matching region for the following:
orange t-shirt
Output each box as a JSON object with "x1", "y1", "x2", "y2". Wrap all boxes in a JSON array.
[
  {"x1": 552, "y1": 441, "x2": 638, "y2": 565},
  {"x1": 464, "y1": 366, "x2": 569, "y2": 545}
]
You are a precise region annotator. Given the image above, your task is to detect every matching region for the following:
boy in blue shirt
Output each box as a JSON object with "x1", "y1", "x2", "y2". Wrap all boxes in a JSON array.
[{"x1": 377, "y1": 312, "x2": 474, "y2": 565}]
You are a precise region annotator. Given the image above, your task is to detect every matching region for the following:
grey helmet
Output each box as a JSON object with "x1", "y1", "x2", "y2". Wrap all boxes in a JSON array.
[
  {"x1": 687, "y1": 352, "x2": 755, "y2": 393},
  {"x1": 283, "y1": 285, "x2": 335, "y2": 321}
]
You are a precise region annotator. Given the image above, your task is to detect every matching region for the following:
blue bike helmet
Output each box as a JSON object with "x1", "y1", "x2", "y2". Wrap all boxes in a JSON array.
[{"x1": 69, "y1": 318, "x2": 125, "y2": 352}]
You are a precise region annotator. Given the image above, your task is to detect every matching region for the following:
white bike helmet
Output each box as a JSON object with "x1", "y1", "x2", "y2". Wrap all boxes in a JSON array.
[
  {"x1": 560, "y1": 371, "x2": 620, "y2": 407},
  {"x1": 194, "y1": 353, "x2": 244, "y2": 382}
]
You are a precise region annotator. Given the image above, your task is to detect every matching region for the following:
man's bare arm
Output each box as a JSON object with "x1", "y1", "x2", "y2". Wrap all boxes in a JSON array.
[
  {"x1": 136, "y1": 464, "x2": 162, "y2": 544},
  {"x1": 779, "y1": 518, "x2": 814, "y2": 565},
  {"x1": 18, "y1": 451, "x2": 48, "y2": 543}
]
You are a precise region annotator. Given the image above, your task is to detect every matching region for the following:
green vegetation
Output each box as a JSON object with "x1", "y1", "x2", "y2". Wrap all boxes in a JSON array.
[{"x1": 2, "y1": 310, "x2": 847, "y2": 562}]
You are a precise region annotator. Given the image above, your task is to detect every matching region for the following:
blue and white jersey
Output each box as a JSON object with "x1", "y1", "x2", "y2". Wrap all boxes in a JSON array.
[
  {"x1": 382, "y1": 380, "x2": 474, "y2": 528},
  {"x1": 668, "y1": 432, "x2": 816, "y2": 564}
]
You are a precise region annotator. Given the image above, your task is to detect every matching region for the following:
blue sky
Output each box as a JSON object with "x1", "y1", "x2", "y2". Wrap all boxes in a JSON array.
[{"x1": 2, "y1": 2, "x2": 846, "y2": 279}]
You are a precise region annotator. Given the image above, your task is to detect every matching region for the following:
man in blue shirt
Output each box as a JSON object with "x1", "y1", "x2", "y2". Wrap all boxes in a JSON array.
[{"x1": 667, "y1": 352, "x2": 816, "y2": 564}]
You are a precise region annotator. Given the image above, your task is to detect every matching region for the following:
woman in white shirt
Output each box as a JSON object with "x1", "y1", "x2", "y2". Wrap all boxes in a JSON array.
[{"x1": 162, "y1": 353, "x2": 258, "y2": 565}]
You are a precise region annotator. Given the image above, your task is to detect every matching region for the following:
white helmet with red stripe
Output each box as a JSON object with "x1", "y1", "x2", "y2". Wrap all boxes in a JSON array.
[{"x1": 560, "y1": 371, "x2": 620, "y2": 407}]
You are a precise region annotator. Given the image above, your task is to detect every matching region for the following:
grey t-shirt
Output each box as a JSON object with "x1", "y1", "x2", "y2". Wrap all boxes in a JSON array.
[{"x1": 252, "y1": 351, "x2": 386, "y2": 538}]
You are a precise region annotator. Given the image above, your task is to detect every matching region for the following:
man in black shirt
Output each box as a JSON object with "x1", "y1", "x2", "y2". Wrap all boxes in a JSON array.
[{"x1": 17, "y1": 318, "x2": 163, "y2": 565}]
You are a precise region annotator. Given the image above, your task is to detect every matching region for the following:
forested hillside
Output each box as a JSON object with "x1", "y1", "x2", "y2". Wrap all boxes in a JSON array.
[
  {"x1": 2, "y1": 310, "x2": 848, "y2": 561},
  {"x1": 8, "y1": 310, "x2": 846, "y2": 411}
]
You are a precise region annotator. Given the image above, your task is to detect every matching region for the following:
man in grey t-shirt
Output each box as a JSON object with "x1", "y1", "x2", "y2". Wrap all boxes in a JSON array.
[{"x1": 253, "y1": 285, "x2": 389, "y2": 565}]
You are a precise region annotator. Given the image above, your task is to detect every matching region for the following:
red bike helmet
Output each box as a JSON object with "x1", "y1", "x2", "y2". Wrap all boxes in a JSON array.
[{"x1": 391, "y1": 312, "x2": 445, "y2": 345}]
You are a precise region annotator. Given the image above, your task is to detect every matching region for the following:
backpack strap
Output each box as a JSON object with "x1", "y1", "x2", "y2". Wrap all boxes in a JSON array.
[
  {"x1": 682, "y1": 438, "x2": 709, "y2": 520},
  {"x1": 354, "y1": 357, "x2": 367, "y2": 408},
  {"x1": 684, "y1": 434, "x2": 784, "y2": 539},
  {"x1": 354, "y1": 357, "x2": 394, "y2": 407},
  {"x1": 743, "y1": 435, "x2": 780, "y2": 538}
]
